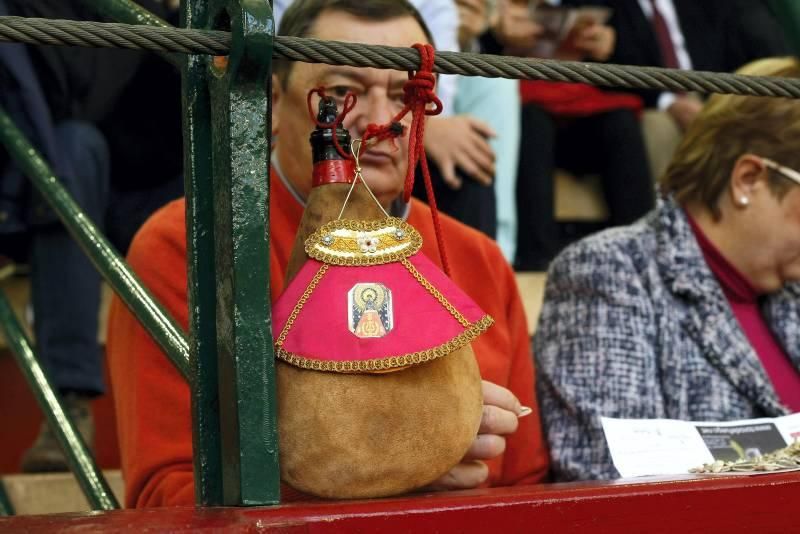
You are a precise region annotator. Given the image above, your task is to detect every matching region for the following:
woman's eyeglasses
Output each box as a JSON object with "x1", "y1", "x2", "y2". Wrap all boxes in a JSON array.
[{"x1": 762, "y1": 158, "x2": 800, "y2": 187}]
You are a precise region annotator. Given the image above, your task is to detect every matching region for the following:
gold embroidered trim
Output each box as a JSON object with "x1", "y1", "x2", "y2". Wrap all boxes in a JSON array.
[
  {"x1": 305, "y1": 217, "x2": 423, "y2": 266},
  {"x1": 275, "y1": 263, "x2": 329, "y2": 348},
  {"x1": 401, "y1": 258, "x2": 471, "y2": 328},
  {"x1": 275, "y1": 315, "x2": 494, "y2": 373}
]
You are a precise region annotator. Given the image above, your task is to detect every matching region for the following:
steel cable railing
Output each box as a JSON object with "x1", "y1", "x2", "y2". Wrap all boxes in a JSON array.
[{"x1": 0, "y1": 16, "x2": 798, "y2": 98}]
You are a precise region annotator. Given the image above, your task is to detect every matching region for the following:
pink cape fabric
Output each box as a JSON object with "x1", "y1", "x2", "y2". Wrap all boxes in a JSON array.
[{"x1": 272, "y1": 252, "x2": 488, "y2": 364}]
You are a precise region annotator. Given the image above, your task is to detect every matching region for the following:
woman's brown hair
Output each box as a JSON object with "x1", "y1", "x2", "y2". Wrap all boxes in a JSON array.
[{"x1": 660, "y1": 57, "x2": 800, "y2": 219}]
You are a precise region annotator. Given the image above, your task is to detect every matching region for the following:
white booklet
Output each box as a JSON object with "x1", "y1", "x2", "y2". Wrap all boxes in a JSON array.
[{"x1": 601, "y1": 413, "x2": 800, "y2": 478}]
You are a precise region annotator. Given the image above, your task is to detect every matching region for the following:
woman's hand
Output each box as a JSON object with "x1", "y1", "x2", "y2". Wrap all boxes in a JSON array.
[
  {"x1": 571, "y1": 23, "x2": 616, "y2": 61},
  {"x1": 492, "y1": 0, "x2": 544, "y2": 50}
]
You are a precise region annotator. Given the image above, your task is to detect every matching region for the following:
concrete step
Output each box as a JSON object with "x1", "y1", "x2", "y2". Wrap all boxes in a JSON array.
[
  {"x1": 1, "y1": 470, "x2": 124, "y2": 515},
  {"x1": 515, "y1": 272, "x2": 547, "y2": 335},
  {"x1": 555, "y1": 171, "x2": 609, "y2": 222}
]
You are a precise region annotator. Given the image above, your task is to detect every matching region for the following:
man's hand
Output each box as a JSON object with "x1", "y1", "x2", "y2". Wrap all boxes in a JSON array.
[
  {"x1": 571, "y1": 23, "x2": 616, "y2": 61},
  {"x1": 156, "y1": 0, "x2": 180, "y2": 11},
  {"x1": 668, "y1": 95, "x2": 703, "y2": 131},
  {"x1": 492, "y1": 0, "x2": 543, "y2": 50},
  {"x1": 425, "y1": 115, "x2": 496, "y2": 190},
  {"x1": 426, "y1": 381, "x2": 532, "y2": 491}
]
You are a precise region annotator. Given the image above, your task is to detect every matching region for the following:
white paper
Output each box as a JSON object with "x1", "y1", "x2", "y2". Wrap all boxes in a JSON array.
[{"x1": 601, "y1": 413, "x2": 800, "y2": 478}]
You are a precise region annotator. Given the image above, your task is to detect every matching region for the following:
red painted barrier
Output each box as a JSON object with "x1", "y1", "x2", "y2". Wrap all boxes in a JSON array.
[{"x1": 2, "y1": 473, "x2": 798, "y2": 532}]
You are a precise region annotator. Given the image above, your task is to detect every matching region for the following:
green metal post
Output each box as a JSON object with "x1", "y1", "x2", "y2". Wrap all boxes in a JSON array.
[
  {"x1": 181, "y1": 0, "x2": 225, "y2": 506},
  {"x1": 0, "y1": 291, "x2": 118, "y2": 511},
  {"x1": 0, "y1": 480, "x2": 13, "y2": 516},
  {"x1": 0, "y1": 109, "x2": 191, "y2": 382},
  {"x1": 208, "y1": 0, "x2": 279, "y2": 506},
  {"x1": 82, "y1": 0, "x2": 231, "y2": 505}
]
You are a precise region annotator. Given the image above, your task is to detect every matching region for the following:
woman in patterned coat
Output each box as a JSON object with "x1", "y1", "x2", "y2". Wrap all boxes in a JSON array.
[{"x1": 534, "y1": 57, "x2": 800, "y2": 481}]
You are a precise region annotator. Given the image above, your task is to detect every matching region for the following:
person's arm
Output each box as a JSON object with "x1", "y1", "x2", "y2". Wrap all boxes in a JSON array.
[
  {"x1": 533, "y1": 238, "x2": 662, "y2": 481},
  {"x1": 106, "y1": 203, "x2": 195, "y2": 507}
]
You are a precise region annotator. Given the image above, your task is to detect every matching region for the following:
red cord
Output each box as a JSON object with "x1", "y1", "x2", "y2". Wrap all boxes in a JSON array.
[{"x1": 362, "y1": 44, "x2": 450, "y2": 276}]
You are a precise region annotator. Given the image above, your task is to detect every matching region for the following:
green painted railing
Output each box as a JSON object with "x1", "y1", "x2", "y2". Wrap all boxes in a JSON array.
[
  {"x1": 0, "y1": 292, "x2": 118, "y2": 510},
  {"x1": 0, "y1": 0, "x2": 279, "y2": 509},
  {"x1": 80, "y1": 0, "x2": 171, "y2": 27},
  {"x1": 0, "y1": 110, "x2": 191, "y2": 382},
  {"x1": 0, "y1": 479, "x2": 13, "y2": 516},
  {"x1": 183, "y1": 0, "x2": 279, "y2": 507}
]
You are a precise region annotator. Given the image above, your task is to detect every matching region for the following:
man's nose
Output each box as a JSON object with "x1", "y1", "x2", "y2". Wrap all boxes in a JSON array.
[{"x1": 348, "y1": 94, "x2": 395, "y2": 138}]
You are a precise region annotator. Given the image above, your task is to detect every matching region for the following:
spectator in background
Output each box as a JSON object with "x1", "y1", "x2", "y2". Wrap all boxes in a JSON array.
[
  {"x1": 0, "y1": 0, "x2": 182, "y2": 472},
  {"x1": 438, "y1": 0, "x2": 521, "y2": 261},
  {"x1": 272, "y1": 0, "x2": 504, "y2": 255},
  {"x1": 565, "y1": 0, "x2": 790, "y2": 178},
  {"x1": 487, "y1": 0, "x2": 654, "y2": 271},
  {"x1": 535, "y1": 57, "x2": 800, "y2": 481}
]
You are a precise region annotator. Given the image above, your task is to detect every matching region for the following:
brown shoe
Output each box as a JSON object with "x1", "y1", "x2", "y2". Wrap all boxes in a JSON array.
[{"x1": 20, "y1": 393, "x2": 95, "y2": 473}]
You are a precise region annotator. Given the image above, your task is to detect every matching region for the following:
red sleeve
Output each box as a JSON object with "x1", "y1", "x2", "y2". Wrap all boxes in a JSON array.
[
  {"x1": 498, "y1": 260, "x2": 550, "y2": 485},
  {"x1": 106, "y1": 200, "x2": 195, "y2": 508}
]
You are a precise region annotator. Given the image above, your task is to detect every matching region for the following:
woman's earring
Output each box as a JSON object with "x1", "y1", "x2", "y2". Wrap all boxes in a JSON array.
[{"x1": 739, "y1": 196, "x2": 750, "y2": 207}]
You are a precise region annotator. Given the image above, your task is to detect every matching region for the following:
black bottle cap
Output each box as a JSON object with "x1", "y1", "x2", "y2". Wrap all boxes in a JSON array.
[{"x1": 310, "y1": 96, "x2": 352, "y2": 163}]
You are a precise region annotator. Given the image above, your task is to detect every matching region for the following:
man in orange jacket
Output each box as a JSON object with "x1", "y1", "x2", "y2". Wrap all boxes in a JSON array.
[{"x1": 107, "y1": 0, "x2": 549, "y2": 507}]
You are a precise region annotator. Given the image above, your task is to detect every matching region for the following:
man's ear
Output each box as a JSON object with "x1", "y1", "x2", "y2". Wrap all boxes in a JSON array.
[
  {"x1": 271, "y1": 73, "x2": 282, "y2": 135},
  {"x1": 729, "y1": 154, "x2": 768, "y2": 207}
]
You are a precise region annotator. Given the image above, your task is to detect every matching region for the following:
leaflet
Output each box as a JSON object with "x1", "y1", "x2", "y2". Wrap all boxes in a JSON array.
[{"x1": 601, "y1": 412, "x2": 800, "y2": 478}]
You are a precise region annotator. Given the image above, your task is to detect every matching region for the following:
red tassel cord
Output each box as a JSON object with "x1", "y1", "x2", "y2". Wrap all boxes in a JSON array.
[{"x1": 306, "y1": 44, "x2": 450, "y2": 275}]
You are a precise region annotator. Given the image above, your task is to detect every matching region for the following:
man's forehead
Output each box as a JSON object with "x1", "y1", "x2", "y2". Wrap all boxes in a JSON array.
[
  {"x1": 313, "y1": 65, "x2": 409, "y2": 86},
  {"x1": 306, "y1": 9, "x2": 430, "y2": 48}
]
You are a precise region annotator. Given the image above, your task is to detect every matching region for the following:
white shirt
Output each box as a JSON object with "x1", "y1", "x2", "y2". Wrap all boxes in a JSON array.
[
  {"x1": 636, "y1": 0, "x2": 694, "y2": 110},
  {"x1": 270, "y1": 0, "x2": 458, "y2": 116}
]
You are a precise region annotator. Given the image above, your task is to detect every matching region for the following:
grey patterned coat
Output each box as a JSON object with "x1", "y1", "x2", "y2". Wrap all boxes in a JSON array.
[{"x1": 533, "y1": 197, "x2": 800, "y2": 481}]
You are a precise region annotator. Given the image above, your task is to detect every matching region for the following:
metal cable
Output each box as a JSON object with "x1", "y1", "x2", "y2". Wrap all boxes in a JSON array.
[{"x1": 0, "y1": 15, "x2": 799, "y2": 98}]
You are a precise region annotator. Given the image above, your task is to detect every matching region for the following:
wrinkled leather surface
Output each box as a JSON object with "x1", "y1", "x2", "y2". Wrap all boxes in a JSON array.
[{"x1": 278, "y1": 343, "x2": 482, "y2": 499}]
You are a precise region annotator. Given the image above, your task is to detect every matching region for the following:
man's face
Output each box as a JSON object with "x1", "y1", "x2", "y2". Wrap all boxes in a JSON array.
[{"x1": 273, "y1": 11, "x2": 430, "y2": 207}]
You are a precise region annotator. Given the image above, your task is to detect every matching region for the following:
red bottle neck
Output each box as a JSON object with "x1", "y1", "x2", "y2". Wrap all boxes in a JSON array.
[{"x1": 312, "y1": 159, "x2": 355, "y2": 187}]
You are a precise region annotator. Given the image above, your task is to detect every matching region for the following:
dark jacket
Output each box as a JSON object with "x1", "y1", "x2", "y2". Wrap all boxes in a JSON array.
[{"x1": 565, "y1": 0, "x2": 791, "y2": 106}]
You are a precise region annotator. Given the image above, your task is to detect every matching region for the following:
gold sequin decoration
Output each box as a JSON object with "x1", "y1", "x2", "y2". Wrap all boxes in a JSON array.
[
  {"x1": 275, "y1": 315, "x2": 494, "y2": 373},
  {"x1": 275, "y1": 263, "x2": 330, "y2": 348},
  {"x1": 305, "y1": 217, "x2": 423, "y2": 266},
  {"x1": 401, "y1": 258, "x2": 471, "y2": 328}
]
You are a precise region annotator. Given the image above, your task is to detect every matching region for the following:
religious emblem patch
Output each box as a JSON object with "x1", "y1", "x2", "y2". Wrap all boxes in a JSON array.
[{"x1": 348, "y1": 283, "x2": 393, "y2": 338}]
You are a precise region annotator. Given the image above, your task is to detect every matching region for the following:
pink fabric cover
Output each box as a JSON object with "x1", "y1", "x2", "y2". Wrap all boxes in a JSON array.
[{"x1": 272, "y1": 253, "x2": 488, "y2": 363}]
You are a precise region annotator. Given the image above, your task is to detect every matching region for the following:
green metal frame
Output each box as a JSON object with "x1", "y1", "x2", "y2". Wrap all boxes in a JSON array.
[
  {"x1": 0, "y1": 291, "x2": 118, "y2": 510},
  {"x1": 0, "y1": 109, "x2": 191, "y2": 381},
  {"x1": 185, "y1": 0, "x2": 279, "y2": 506},
  {"x1": 0, "y1": 479, "x2": 13, "y2": 516},
  {"x1": 90, "y1": 0, "x2": 281, "y2": 506},
  {"x1": 80, "y1": 0, "x2": 170, "y2": 27},
  {"x1": 0, "y1": 0, "x2": 279, "y2": 508},
  {"x1": 89, "y1": 0, "x2": 282, "y2": 506}
]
